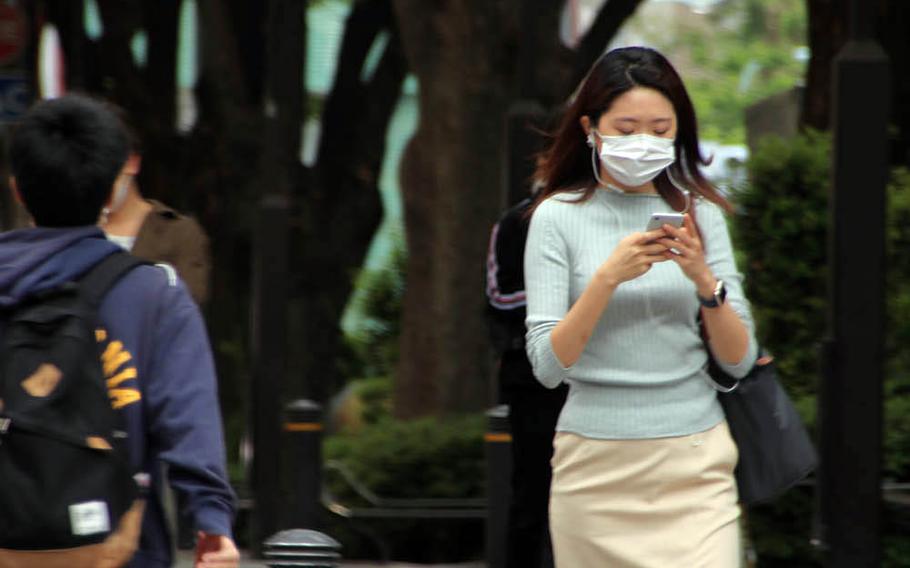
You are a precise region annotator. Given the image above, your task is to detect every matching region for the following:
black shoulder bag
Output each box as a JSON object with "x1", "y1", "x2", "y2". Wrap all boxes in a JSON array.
[
  {"x1": 690, "y1": 201, "x2": 817, "y2": 505},
  {"x1": 706, "y1": 352, "x2": 817, "y2": 505}
]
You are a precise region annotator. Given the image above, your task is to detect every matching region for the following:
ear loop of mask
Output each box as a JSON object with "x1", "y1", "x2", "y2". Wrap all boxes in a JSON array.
[
  {"x1": 587, "y1": 131, "x2": 623, "y2": 233},
  {"x1": 666, "y1": 166, "x2": 691, "y2": 214},
  {"x1": 588, "y1": 131, "x2": 609, "y2": 188}
]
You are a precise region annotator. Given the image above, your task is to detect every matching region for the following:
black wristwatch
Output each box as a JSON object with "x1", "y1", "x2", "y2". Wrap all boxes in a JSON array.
[{"x1": 698, "y1": 279, "x2": 726, "y2": 308}]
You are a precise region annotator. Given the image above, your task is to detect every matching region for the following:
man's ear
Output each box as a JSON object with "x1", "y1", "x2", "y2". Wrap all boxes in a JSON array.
[
  {"x1": 8, "y1": 177, "x2": 22, "y2": 204},
  {"x1": 124, "y1": 153, "x2": 141, "y2": 176}
]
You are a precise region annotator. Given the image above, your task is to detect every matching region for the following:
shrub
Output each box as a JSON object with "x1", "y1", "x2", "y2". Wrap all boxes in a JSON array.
[
  {"x1": 322, "y1": 413, "x2": 487, "y2": 561},
  {"x1": 340, "y1": 243, "x2": 406, "y2": 382},
  {"x1": 731, "y1": 129, "x2": 830, "y2": 399},
  {"x1": 731, "y1": 131, "x2": 910, "y2": 565}
]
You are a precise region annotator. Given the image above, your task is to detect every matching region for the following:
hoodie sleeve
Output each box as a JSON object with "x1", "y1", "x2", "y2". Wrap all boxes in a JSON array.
[{"x1": 143, "y1": 276, "x2": 236, "y2": 537}]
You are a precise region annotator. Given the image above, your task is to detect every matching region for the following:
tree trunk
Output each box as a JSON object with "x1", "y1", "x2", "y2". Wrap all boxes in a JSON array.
[
  {"x1": 515, "y1": 0, "x2": 572, "y2": 106},
  {"x1": 569, "y1": 0, "x2": 645, "y2": 91},
  {"x1": 138, "y1": 0, "x2": 180, "y2": 203},
  {"x1": 392, "y1": 0, "x2": 644, "y2": 418},
  {"x1": 878, "y1": 0, "x2": 910, "y2": 163},
  {"x1": 801, "y1": 0, "x2": 849, "y2": 130},
  {"x1": 291, "y1": 0, "x2": 406, "y2": 402},
  {"x1": 393, "y1": 0, "x2": 519, "y2": 418},
  {"x1": 92, "y1": 1, "x2": 144, "y2": 107},
  {"x1": 802, "y1": 1, "x2": 910, "y2": 163}
]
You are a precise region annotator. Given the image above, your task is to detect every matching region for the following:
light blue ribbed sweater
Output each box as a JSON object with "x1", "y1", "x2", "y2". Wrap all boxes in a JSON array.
[{"x1": 524, "y1": 188, "x2": 758, "y2": 439}]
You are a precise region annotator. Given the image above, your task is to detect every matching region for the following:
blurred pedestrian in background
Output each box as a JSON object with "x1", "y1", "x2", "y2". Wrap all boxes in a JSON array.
[
  {"x1": 485, "y1": 182, "x2": 567, "y2": 568},
  {"x1": 100, "y1": 108, "x2": 211, "y2": 307}
]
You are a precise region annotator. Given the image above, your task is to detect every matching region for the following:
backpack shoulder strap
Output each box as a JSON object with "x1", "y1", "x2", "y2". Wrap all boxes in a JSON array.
[{"x1": 78, "y1": 252, "x2": 148, "y2": 307}]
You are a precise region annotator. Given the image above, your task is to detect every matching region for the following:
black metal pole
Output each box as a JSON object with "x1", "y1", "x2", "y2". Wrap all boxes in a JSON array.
[
  {"x1": 250, "y1": 194, "x2": 290, "y2": 555},
  {"x1": 283, "y1": 399, "x2": 323, "y2": 531},
  {"x1": 818, "y1": 0, "x2": 889, "y2": 565},
  {"x1": 485, "y1": 405, "x2": 512, "y2": 568}
]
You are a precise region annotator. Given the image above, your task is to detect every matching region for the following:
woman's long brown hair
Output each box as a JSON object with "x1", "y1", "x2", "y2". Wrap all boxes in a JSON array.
[{"x1": 532, "y1": 47, "x2": 730, "y2": 215}]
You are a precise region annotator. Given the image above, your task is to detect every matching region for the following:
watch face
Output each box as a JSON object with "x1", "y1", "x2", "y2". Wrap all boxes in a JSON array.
[{"x1": 715, "y1": 280, "x2": 727, "y2": 304}]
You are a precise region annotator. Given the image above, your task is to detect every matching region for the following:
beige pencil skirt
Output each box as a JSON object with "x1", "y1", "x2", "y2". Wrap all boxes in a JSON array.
[{"x1": 549, "y1": 421, "x2": 741, "y2": 568}]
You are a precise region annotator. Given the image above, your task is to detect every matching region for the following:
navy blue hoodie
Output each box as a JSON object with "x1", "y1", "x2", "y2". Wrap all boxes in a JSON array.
[{"x1": 0, "y1": 226, "x2": 235, "y2": 567}]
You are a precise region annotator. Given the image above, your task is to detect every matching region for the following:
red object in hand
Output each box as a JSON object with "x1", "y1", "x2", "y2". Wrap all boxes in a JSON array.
[{"x1": 195, "y1": 533, "x2": 222, "y2": 563}]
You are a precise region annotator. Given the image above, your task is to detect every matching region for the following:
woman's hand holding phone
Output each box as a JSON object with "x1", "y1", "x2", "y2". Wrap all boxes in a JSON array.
[
  {"x1": 656, "y1": 214, "x2": 715, "y2": 294},
  {"x1": 597, "y1": 228, "x2": 670, "y2": 288}
]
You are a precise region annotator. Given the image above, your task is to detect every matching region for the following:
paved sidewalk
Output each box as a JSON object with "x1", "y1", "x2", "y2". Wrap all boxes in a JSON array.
[{"x1": 174, "y1": 550, "x2": 485, "y2": 567}]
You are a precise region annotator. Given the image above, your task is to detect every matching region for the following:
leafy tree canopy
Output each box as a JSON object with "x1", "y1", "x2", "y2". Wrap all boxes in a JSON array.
[{"x1": 616, "y1": 0, "x2": 807, "y2": 144}]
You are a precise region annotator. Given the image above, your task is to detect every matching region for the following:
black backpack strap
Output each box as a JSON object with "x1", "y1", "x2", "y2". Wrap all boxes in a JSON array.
[{"x1": 78, "y1": 252, "x2": 147, "y2": 307}]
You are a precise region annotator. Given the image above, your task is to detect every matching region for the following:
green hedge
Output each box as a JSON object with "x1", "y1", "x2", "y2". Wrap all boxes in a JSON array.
[
  {"x1": 731, "y1": 129, "x2": 830, "y2": 399},
  {"x1": 322, "y1": 407, "x2": 486, "y2": 562},
  {"x1": 731, "y1": 131, "x2": 910, "y2": 566}
]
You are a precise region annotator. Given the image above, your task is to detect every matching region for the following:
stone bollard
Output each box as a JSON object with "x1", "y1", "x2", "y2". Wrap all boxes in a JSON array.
[
  {"x1": 263, "y1": 529, "x2": 342, "y2": 568},
  {"x1": 283, "y1": 399, "x2": 323, "y2": 530},
  {"x1": 485, "y1": 404, "x2": 512, "y2": 568}
]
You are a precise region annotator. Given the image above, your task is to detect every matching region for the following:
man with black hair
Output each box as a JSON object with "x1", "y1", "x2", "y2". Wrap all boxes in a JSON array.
[{"x1": 2, "y1": 95, "x2": 238, "y2": 568}]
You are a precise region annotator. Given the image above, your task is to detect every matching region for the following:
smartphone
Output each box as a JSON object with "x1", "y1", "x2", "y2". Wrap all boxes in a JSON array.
[{"x1": 645, "y1": 212, "x2": 684, "y2": 232}]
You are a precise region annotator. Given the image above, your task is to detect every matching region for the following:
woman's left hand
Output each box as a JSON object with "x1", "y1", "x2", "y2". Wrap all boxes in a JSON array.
[{"x1": 656, "y1": 214, "x2": 715, "y2": 294}]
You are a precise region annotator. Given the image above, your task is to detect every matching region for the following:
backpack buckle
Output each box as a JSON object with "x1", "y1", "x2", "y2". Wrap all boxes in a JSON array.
[{"x1": 0, "y1": 417, "x2": 10, "y2": 435}]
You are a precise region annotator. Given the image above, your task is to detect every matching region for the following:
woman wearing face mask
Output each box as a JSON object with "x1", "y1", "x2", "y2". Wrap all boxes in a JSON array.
[{"x1": 524, "y1": 46, "x2": 757, "y2": 567}]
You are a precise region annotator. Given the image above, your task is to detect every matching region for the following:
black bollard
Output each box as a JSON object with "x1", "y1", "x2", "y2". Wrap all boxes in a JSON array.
[
  {"x1": 283, "y1": 400, "x2": 323, "y2": 531},
  {"x1": 485, "y1": 404, "x2": 512, "y2": 568},
  {"x1": 263, "y1": 529, "x2": 342, "y2": 568},
  {"x1": 251, "y1": 194, "x2": 290, "y2": 554}
]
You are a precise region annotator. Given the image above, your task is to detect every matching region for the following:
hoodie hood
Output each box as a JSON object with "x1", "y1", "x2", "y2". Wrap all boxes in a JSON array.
[{"x1": 0, "y1": 226, "x2": 121, "y2": 308}]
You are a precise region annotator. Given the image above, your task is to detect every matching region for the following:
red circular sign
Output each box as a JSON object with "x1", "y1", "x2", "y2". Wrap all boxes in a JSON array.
[{"x1": 0, "y1": 4, "x2": 26, "y2": 67}]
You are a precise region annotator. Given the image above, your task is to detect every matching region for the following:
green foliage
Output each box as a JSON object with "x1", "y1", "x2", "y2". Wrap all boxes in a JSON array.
[
  {"x1": 628, "y1": 0, "x2": 808, "y2": 143},
  {"x1": 731, "y1": 130, "x2": 830, "y2": 398},
  {"x1": 324, "y1": 414, "x2": 486, "y2": 500},
  {"x1": 322, "y1": 413, "x2": 486, "y2": 561},
  {"x1": 885, "y1": 384, "x2": 910, "y2": 480},
  {"x1": 355, "y1": 376, "x2": 394, "y2": 426},
  {"x1": 732, "y1": 131, "x2": 910, "y2": 563},
  {"x1": 746, "y1": 488, "x2": 821, "y2": 566},
  {"x1": 340, "y1": 244, "x2": 406, "y2": 381},
  {"x1": 886, "y1": 168, "x2": 910, "y2": 376},
  {"x1": 328, "y1": 375, "x2": 394, "y2": 435}
]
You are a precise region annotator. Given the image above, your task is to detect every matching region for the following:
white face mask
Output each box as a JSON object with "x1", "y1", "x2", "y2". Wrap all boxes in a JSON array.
[
  {"x1": 589, "y1": 131, "x2": 676, "y2": 188},
  {"x1": 109, "y1": 179, "x2": 130, "y2": 213},
  {"x1": 99, "y1": 178, "x2": 131, "y2": 226}
]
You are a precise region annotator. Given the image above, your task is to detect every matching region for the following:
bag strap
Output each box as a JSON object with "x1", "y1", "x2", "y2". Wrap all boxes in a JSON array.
[{"x1": 78, "y1": 252, "x2": 146, "y2": 307}]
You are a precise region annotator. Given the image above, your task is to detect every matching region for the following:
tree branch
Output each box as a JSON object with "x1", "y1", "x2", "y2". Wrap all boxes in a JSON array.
[
  {"x1": 262, "y1": 0, "x2": 306, "y2": 175},
  {"x1": 93, "y1": 0, "x2": 145, "y2": 105},
  {"x1": 314, "y1": 24, "x2": 407, "y2": 275},
  {"x1": 570, "y1": 0, "x2": 644, "y2": 89},
  {"x1": 142, "y1": 0, "x2": 180, "y2": 130},
  {"x1": 316, "y1": 0, "x2": 394, "y2": 167}
]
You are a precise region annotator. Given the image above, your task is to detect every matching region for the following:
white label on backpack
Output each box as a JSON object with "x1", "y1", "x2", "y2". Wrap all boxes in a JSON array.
[{"x1": 69, "y1": 501, "x2": 111, "y2": 536}]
